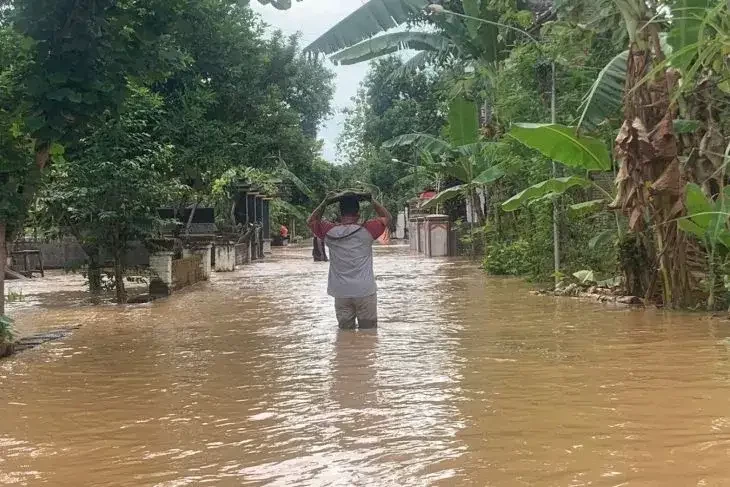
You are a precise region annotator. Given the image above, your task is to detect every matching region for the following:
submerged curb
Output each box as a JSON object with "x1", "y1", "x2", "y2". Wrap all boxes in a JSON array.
[{"x1": 0, "y1": 325, "x2": 81, "y2": 359}]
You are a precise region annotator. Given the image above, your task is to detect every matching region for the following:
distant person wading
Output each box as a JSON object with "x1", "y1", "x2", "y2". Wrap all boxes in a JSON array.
[{"x1": 307, "y1": 191, "x2": 392, "y2": 330}]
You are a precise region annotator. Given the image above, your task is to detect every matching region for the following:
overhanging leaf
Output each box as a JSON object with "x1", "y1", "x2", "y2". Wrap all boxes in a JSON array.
[
  {"x1": 330, "y1": 31, "x2": 452, "y2": 65},
  {"x1": 462, "y1": 0, "x2": 482, "y2": 39},
  {"x1": 577, "y1": 50, "x2": 628, "y2": 133},
  {"x1": 509, "y1": 123, "x2": 612, "y2": 171},
  {"x1": 589, "y1": 229, "x2": 614, "y2": 249},
  {"x1": 386, "y1": 50, "x2": 438, "y2": 81},
  {"x1": 303, "y1": 0, "x2": 429, "y2": 55},
  {"x1": 420, "y1": 185, "x2": 463, "y2": 210},
  {"x1": 448, "y1": 97, "x2": 479, "y2": 147},
  {"x1": 439, "y1": 160, "x2": 470, "y2": 182},
  {"x1": 667, "y1": 0, "x2": 710, "y2": 67},
  {"x1": 569, "y1": 199, "x2": 605, "y2": 217},
  {"x1": 501, "y1": 176, "x2": 592, "y2": 212},
  {"x1": 382, "y1": 133, "x2": 452, "y2": 154},
  {"x1": 278, "y1": 167, "x2": 313, "y2": 199},
  {"x1": 473, "y1": 162, "x2": 506, "y2": 184}
]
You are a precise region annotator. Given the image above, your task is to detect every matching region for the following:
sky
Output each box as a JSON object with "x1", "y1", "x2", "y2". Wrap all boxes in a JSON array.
[{"x1": 251, "y1": 1, "x2": 371, "y2": 163}]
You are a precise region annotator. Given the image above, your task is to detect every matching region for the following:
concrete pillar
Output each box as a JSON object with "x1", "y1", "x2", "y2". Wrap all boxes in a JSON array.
[
  {"x1": 214, "y1": 244, "x2": 236, "y2": 272},
  {"x1": 417, "y1": 217, "x2": 426, "y2": 254},
  {"x1": 262, "y1": 199, "x2": 271, "y2": 239},
  {"x1": 149, "y1": 251, "x2": 173, "y2": 297},
  {"x1": 409, "y1": 218, "x2": 418, "y2": 252},
  {"x1": 247, "y1": 193, "x2": 257, "y2": 225},
  {"x1": 262, "y1": 198, "x2": 272, "y2": 255},
  {"x1": 191, "y1": 244, "x2": 212, "y2": 280},
  {"x1": 426, "y1": 215, "x2": 450, "y2": 257},
  {"x1": 396, "y1": 211, "x2": 406, "y2": 239}
]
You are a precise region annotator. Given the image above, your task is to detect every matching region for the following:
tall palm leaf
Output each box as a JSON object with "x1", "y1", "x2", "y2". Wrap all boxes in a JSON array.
[
  {"x1": 303, "y1": 0, "x2": 428, "y2": 55},
  {"x1": 383, "y1": 133, "x2": 452, "y2": 155},
  {"x1": 330, "y1": 31, "x2": 454, "y2": 65},
  {"x1": 576, "y1": 50, "x2": 628, "y2": 133}
]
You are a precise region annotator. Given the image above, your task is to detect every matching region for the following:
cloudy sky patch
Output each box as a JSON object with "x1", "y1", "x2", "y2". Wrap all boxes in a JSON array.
[{"x1": 251, "y1": 1, "x2": 370, "y2": 163}]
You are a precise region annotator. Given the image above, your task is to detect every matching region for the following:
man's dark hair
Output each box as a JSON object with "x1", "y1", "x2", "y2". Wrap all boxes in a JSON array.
[{"x1": 339, "y1": 194, "x2": 360, "y2": 217}]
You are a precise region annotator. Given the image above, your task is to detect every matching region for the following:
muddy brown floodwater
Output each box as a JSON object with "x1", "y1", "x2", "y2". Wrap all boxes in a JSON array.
[{"x1": 2, "y1": 245, "x2": 730, "y2": 486}]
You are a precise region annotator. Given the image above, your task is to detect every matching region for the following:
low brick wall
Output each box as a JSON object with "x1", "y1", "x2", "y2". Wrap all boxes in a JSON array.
[
  {"x1": 172, "y1": 255, "x2": 203, "y2": 290},
  {"x1": 11, "y1": 238, "x2": 149, "y2": 269}
]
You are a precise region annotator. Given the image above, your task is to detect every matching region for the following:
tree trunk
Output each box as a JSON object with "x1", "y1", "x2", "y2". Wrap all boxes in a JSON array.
[
  {"x1": 114, "y1": 251, "x2": 127, "y2": 304},
  {"x1": 185, "y1": 200, "x2": 199, "y2": 238},
  {"x1": 0, "y1": 223, "x2": 6, "y2": 317},
  {"x1": 86, "y1": 247, "x2": 102, "y2": 303},
  {"x1": 612, "y1": 6, "x2": 689, "y2": 306}
]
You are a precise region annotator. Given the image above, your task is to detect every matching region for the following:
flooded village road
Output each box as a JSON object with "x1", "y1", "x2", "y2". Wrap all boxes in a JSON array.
[{"x1": 3, "y1": 245, "x2": 730, "y2": 486}]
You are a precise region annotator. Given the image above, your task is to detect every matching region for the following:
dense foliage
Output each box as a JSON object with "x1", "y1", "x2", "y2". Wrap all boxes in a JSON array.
[
  {"x1": 320, "y1": 0, "x2": 730, "y2": 309},
  {"x1": 0, "y1": 0, "x2": 334, "y2": 310}
]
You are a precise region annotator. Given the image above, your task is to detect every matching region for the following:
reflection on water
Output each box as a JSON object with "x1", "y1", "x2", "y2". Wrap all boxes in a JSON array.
[{"x1": 2, "y1": 246, "x2": 730, "y2": 486}]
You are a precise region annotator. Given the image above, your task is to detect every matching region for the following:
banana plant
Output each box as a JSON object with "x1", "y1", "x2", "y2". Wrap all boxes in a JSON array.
[
  {"x1": 576, "y1": 0, "x2": 712, "y2": 133},
  {"x1": 303, "y1": 0, "x2": 503, "y2": 73},
  {"x1": 501, "y1": 123, "x2": 613, "y2": 212},
  {"x1": 383, "y1": 97, "x2": 508, "y2": 224},
  {"x1": 678, "y1": 182, "x2": 730, "y2": 310}
]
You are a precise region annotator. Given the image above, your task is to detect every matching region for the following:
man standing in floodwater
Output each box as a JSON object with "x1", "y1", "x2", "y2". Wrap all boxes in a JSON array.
[{"x1": 307, "y1": 191, "x2": 392, "y2": 330}]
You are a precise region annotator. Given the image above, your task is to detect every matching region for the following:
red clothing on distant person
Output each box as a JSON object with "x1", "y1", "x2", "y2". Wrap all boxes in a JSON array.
[
  {"x1": 309, "y1": 219, "x2": 386, "y2": 241},
  {"x1": 280, "y1": 225, "x2": 289, "y2": 238}
]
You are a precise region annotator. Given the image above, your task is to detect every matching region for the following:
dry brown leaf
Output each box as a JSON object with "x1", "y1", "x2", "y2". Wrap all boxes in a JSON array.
[
  {"x1": 651, "y1": 116, "x2": 677, "y2": 161},
  {"x1": 651, "y1": 159, "x2": 682, "y2": 195},
  {"x1": 629, "y1": 206, "x2": 644, "y2": 231}
]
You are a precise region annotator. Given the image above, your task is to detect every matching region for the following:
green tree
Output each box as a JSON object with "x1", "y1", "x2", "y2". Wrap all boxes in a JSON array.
[{"x1": 40, "y1": 86, "x2": 180, "y2": 303}]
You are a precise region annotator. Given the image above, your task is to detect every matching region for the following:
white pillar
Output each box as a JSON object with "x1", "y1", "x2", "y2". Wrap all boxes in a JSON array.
[
  {"x1": 192, "y1": 244, "x2": 212, "y2": 280},
  {"x1": 409, "y1": 219, "x2": 418, "y2": 252},
  {"x1": 396, "y1": 211, "x2": 406, "y2": 239},
  {"x1": 417, "y1": 217, "x2": 426, "y2": 254},
  {"x1": 215, "y1": 244, "x2": 236, "y2": 272},
  {"x1": 149, "y1": 251, "x2": 173, "y2": 297}
]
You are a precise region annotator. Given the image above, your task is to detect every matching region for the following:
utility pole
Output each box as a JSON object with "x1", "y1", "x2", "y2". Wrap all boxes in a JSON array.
[{"x1": 551, "y1": 61, "x2": 560, "y2": 286}]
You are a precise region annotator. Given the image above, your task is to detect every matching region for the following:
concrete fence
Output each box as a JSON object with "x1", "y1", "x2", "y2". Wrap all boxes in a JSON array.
[
  {"x1": 11, "y1": 238, "x2": 149, "y2": 269},
  {"x1": 172, "y1": 255, "x2": 203, "y2": 290},
  {"x1": 408, "y1": 215, "x2": 452, "y2": 257}
]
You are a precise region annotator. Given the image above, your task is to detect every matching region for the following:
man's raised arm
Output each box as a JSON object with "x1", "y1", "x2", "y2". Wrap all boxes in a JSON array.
[
  {"x1": 371, "y1": 198, "x2": 392, "y2": 227},
  {"x1": 307, "y1": 194, "x2": 335, "y2": 227}
]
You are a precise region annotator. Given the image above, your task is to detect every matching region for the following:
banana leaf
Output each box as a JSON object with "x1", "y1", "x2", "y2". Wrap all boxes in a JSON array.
[
  {"x1": 383, "y1": 133, "x2": 452, "y2": 154},
  {"x1": 509, "y1": 123, "x2": 612, "y2": 171},
  {"x1": 576, "y1": 50, "x2": 628, "y2": 133},
  {"x1": 501, "y1": 176, "x2": 592, "y2": 212},
  {"x1": 330, "y1": 31, "x2": 451, "y2": 65},
  {"x1": 303, "y1": 0, "x2": 428, "y2": 55},
  {"x1": 420, "y1": 185, "x2": 463, "y2": 210},
  {"x1": 449, "y1": 97, "x2": 479, "y2": 147}
]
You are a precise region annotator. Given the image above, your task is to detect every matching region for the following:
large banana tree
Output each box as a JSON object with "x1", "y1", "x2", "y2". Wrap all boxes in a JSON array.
[
  {"x1": 303, "y1": 0, "x2": 502, "y2": 70},
  {"x1": 383, "y1": 97, "x2": 507, "y2": 225},
  {"x1": 570, "y1": 0, "x2": 712, "y2": 306}
]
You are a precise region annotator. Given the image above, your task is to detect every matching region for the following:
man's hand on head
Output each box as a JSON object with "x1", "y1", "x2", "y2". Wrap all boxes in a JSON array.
[{"x1": 356, "y1": 192, "x2": 373, "y2": 202}]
